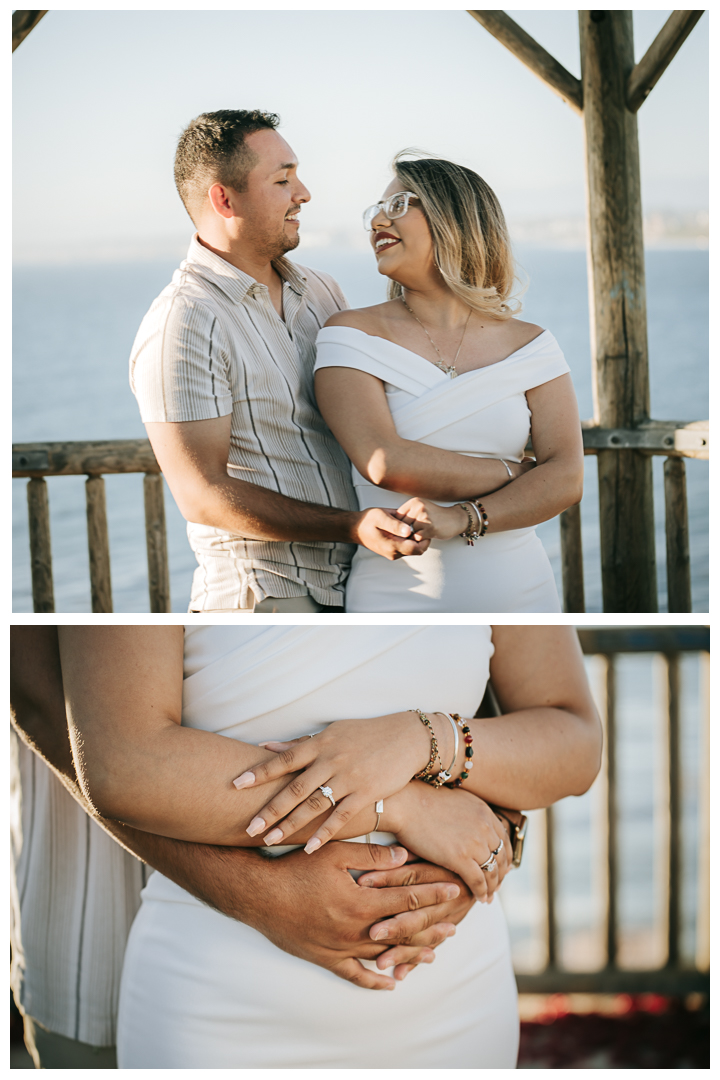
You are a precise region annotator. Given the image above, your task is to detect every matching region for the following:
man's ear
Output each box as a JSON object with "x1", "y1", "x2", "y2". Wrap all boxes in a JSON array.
[{"x1": 208, "y1": 182, "x2": 236, "y2": 219}]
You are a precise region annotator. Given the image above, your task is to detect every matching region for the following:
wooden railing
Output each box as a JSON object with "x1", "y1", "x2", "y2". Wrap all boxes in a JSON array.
[
  {"x1": 13, "y1": 423, "x2": 708, "y2": 613},
  {"x1": 480, "y1": 626, "x2": 710, "y2": 995},
  {"x1": 13, "y1": 440, "x2": 170, "y2": 613}
]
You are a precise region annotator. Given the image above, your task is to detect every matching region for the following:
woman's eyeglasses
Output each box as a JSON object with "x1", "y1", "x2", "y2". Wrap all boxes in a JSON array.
[{"x1": 362, "y1": 191, "x2": 419, "y2": 231}]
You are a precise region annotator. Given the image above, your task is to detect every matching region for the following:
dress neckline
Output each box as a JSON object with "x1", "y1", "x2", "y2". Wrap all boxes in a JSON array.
[{"x1": 321, "y1": 324, "x2": 550, "y2": 378}]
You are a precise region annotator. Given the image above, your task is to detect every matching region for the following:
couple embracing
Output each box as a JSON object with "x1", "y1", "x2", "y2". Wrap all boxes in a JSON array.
[{"x1": 131, "y1": 109, "x2": 583, "y2": 613}]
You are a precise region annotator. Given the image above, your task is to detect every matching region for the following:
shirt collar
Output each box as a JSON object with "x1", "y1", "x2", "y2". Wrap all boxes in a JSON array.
[{"x1": 184, "y1": 234, "x2": 308, "y2": 303}]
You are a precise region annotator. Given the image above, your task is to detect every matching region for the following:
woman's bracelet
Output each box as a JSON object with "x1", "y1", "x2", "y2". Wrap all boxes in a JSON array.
[
  {"x1": 471, "y1": 500, "x2": 489, "y2": 538},
  {"x1": 435, "y1": 711, "x2": 459, "y2": 784},
  {"x1": 449, "y1": 714, "x2": 474, "y2": 787},
  {"x1": 411, "y1": 709, "x2": 442, "y2": 783},
  {"x1": 459, "y1": 501, "x2": 483, "y2": 546}
]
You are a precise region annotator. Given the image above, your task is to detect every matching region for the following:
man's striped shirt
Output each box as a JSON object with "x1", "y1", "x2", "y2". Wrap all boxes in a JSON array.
[{"x1": 130, "y1": 235, "x2": 357, "y2": 610}]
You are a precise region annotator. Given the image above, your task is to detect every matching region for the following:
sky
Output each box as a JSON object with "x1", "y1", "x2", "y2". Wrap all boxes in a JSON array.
[{"x1": 13, "y1": 6, "x2": 709, "y2": 264}]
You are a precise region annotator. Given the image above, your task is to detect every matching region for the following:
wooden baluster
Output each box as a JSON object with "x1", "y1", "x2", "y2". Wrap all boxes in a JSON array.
[
  {"x1": 544, "y1": 804, "x2": 557, "y2": 969},
  {"x1": 665, "y1": 653, "x2": 681, "y2": 969},
  {"x1": 664, "y1": 457, "x2": 692, "y2": 612},
  {"x1": 604, "y1": 656, "x2": 618, "y2": 967},
  {"x1": 144, "y1": 473, "x2": 171, "y2": 613},
  {"x1": 696, "y1": 651, "x2": 710, "y2": 973},
  {"x1": 26, "y1": 477, "x2": 55, "y2": 613},
  {"x1": 85, "y1": 476, "x2": 113, "y2": 613},
  {"x1": 560, "y1": 503, "x2": 586, "y2": 612}
]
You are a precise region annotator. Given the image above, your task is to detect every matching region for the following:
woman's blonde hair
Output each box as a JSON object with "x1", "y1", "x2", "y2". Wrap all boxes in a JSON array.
[{"x1": 388, "y1": 150, "x2": 521, "y2": 319}]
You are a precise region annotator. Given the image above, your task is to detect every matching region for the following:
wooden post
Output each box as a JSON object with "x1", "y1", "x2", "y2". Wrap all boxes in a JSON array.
[
  {"x1": 26, "y1": 477, "x2": 55, "y2": 612},
  {"x1": 579, "y1": 11, "x2": 657, "y2": 612},
  {"x1": 665, "y1": 653, "x2": 681, "y2": 969},
  {"x1": 663, "y1": 456, "x2": 692, "y2": 612},
  {"x1": 559, "y1": 503, "x2": 586, "y2": 612},
  {"x1": 85, "y1": 476, "x2": 113, "y2": 613},
  {"x1": 144, "y1": 473, "x2": 171, "y2": 613}
]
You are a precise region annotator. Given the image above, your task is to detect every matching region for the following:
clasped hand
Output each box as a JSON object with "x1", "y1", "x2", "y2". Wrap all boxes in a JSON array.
[{"x1": 233, "y1": 713, "x2": 513, "y2": 903}]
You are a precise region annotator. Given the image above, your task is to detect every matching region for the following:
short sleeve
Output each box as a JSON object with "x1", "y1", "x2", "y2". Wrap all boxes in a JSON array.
[{"x1": 130, "y1": 294, "x2": 233, "y2": 423}]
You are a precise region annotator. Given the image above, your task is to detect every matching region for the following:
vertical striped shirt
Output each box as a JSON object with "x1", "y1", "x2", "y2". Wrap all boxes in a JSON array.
[
  {"x1": 130, "y1": 235, "x2": 358, "y2": 611},
  {"x1": 10, "y1": 732, "x2": 145, "y2": 1047}
]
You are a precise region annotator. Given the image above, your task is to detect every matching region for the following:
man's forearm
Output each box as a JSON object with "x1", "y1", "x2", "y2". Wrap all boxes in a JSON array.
[{"x1": 190, "y1": 474, "x2": 361, "y2": 543}]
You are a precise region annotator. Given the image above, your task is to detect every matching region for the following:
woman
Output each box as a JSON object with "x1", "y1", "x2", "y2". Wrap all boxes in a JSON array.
[
  {"x1": 314, "y1": 153, "x2": 584, "y2": 612},
  {"x1": 59, "y1": 624, "x2": 601, "y2": 1069}
]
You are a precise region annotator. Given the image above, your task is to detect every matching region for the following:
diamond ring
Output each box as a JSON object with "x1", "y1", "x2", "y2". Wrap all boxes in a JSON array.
[{"x1": 319, "y1": 785, "x2": 335, "y2": 806}]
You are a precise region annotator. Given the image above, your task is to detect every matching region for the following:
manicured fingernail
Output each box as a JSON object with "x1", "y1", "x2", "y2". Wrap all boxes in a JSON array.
[
  {"x1": 246, "y1": 816, "x2": 265, "y2": 837},
  {"x1": 372, "y1": 927, "x2": 389, "y2": 941},
  {"x1": 233, "y1": 771, "x2": 255, "y2": 789},
  {"x1": 304, "y1": 837, "x2": 321, "y2": 854},
  {"x1": 446, "y1": 885, "x2": 460, "y2": 899},
  {"x1": 263, "y1": 828, "x2": 283, "y2": 845},
  {"x1": 390, "y1": 846, "x2": 404, "y2": 861}
]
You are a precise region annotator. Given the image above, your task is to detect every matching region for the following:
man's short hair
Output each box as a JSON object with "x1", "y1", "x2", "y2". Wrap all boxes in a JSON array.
[{"x1": 174, "y1": 109, "x2": 280, "y2": 222}]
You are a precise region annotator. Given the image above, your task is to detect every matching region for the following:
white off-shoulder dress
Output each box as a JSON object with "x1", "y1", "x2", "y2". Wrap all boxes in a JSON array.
[
  {"x1": 314, "y1": 326, "x2": 571, "y2": 613},
  {"x1": 116, "y1": 625, "x2": 519, "y2": 1069}
]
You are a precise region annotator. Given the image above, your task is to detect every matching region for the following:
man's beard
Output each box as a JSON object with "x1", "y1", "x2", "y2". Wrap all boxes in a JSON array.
[{"x1": 258, "y1": 222, "x2": 300, "y2": 261}]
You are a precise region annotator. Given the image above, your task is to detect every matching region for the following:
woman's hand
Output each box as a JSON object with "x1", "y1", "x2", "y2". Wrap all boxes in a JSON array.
[
  {"x1": 388, "y1": 782, "x2": 513, "y2": 902},
  {"x1": 232, "y1": 712, "x2": 446, "y2": 850},
  {"x1": 395, "y1": 498, "x2": 469, "y2": 541}
]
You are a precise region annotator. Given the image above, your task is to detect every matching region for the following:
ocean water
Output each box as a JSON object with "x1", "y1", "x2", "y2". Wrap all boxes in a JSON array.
[{"x1": 12, "y1": 247, "x2": 707, "y2": 613}]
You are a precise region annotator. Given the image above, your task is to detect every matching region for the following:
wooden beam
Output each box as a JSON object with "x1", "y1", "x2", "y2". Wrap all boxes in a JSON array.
[
  {"x1": 12, "y1": 11, "x2": 48, "y2": 53},
  {"x1": 580, "y1": 11, "x2": 657, "y2": 612},
  {"x1": 627, "y1": 10, "x2": 705, "y2": 112},
  {"x1": 467, "y1": 10, "x2": 583, "y2": 114},
  {"x1": 12, "y1": 438, "x2": 160, "y2": 477}
]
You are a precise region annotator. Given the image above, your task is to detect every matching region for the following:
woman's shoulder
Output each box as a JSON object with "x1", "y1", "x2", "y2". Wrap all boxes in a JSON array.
[
  {"x1": 323, "y1": 302, "x2": 397, "y2": 334},
  {"x1": 506, "y1": 318, "x2": 547, "y2": 348}
]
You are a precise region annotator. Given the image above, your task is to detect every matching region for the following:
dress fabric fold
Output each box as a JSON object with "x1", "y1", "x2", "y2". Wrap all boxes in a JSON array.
[
  {"x1": 116, "y1": 625, "x2": 519, "y2": 1069},
  {"x1": 314, "y1": 325, "x2": 570, "y2": 612}
]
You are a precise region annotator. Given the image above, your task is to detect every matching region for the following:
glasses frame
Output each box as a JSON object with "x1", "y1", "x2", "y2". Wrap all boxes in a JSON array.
[{"x1": 362, "y1": 191, "x2": 419, "y2": 231}]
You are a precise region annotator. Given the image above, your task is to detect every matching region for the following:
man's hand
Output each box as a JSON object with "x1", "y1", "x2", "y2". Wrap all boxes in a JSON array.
[
  {"x1": 231, "y1": 843, "x2": 459, "y2": 990},
  {"x1": 352, "y1": 507, "x2": 430, "y2": 560},
  {"x1": 357, "y1": 858, "x2": 476, "y2": 981}
]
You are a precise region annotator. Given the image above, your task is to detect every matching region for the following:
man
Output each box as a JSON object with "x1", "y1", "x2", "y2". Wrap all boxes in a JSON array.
[
  {"x1": 130, "y1": 109, "x2": 427, "y2": 612},
  {"x1": 10, "y1": 627, "x2": 472, "y2": 1067}
]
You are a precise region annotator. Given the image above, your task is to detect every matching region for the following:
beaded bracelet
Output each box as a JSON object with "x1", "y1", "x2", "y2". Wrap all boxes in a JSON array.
[
  {"x1": 411, "y1": 709, "x2": 442, "y2": 784},
  {"x1": 449, "y1": 713, "x2": 474, "y2": 787},
  {"x1": 470, "y1": 500, "x2": 489, "y2": 539},
  {"x1": 459, "y1": 501, "x2": 483, "y2": 546}
]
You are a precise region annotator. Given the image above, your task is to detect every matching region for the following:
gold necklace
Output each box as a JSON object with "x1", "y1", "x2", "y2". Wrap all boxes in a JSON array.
[{"x1": 400, "y1": 294, "x2": 472, "y2": 378}]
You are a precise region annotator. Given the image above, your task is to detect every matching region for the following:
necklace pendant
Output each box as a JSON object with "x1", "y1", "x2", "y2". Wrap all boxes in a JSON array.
[{"x1": 434, "y1": 360, "x2": 458, "y2": 378}]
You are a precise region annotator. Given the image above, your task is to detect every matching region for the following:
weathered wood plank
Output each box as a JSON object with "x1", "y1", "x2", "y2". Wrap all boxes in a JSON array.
[
  {"x1": 85, "y1": 476, "x2": 113, "y2": 613},
  {"x1": 143, "y1": 473, "x2": 171, "y2": 613},
  {"x1": 580, "y1": 419, "x2": 708, "y2": 456},
  {"x1": 516, "y1": 969, "x2": 709, "y2": 995},
  {"x1": 578, "y1": 626, "x2": 709, "y2": 654},
  {"x1": 664, "y1": 456, "x2": 692, "y2": 613},
  {"x1": 627, "y1": 10, "x2": 705, "y2": 112},
  {"x1": 468, "y1": 10, "x2": 583, "y2": 114},
  {"x1": 12, "y1": 439, "x2": 160, "y2": 477},
  {"x1": 559, "y1": 503, "x2": 586, "y2": 612},
  {"x1": 579, "y1": 11, "x2": 657, "y2": 612},
  {"x1": 26, "y1": 478, "x2": 55, "y2": 612},
  {"x1": 12, "y1": 10, "x2": 48, "y2": 52}
]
